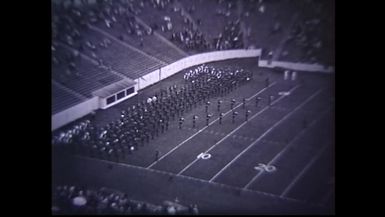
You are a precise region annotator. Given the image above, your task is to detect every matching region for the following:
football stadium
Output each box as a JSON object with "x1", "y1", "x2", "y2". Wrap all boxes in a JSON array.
[{"x1": 51, "y1": 0, "x2": 335, "y2": 214}]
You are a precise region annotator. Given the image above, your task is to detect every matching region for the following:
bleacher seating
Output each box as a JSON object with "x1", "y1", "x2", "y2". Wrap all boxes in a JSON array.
[
  {"x1": 180, "y1": 0, "x2": 238, "y2": 48},
  {"x1": 139, "y1": 0, "x2": 185, "y2": 39},
  {"x1": 93, "y1": 14, "x2": 186, "y2": 64},
  {"x1": 241, "y1": 0, "x2": 291, "y2": 51},
  {"x1": 83, "y1": 29, "x2": 165, "y2": 79},
  {"x1": 51, "y1": 0, "x2": 334, "y2": 117},
  {"x1": 52, "y1": 44, "x2": 123, "y2": 98},
  {"x1": 52, "y1": 82, "x2": 85, "y2": 114}
]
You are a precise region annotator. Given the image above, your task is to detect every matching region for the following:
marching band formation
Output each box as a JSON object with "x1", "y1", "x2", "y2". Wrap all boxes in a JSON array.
[{"x1": 52, "y1": 64, "x2": 256, "y2": 161}]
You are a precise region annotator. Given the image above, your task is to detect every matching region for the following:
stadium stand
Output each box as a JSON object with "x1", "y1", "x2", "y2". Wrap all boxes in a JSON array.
[
  {"x1": 138, "y1": 0, "x2": 209, "y2": 53},
  {"x1": 85, "y1": 0, "x2": 188, "y2": 63},
  {"x1": 52, "y1": 184, "x2": 198, "y2": 215},
  {"x1": 52, "y1": 43, "x2": 124, "y2": 98},
  {"x1": 81, "y1": 28, "x2": 165, "y2": 79},
  {"x1": 241, "y1": 0, "x2": 295, "y2": 51},
  {"x1": 52, "y1": 0, "x2": 334, "y2": 129},
  {"x1": 91, "y1": 19, "x2": 186, "y2": 64},
  {"x1": 180, "y1": 0, "x2": 241, "y2": 50},
  {"x1": 52, "y1": 81, "x2": 87, "y2": 114},
  {"x1": 270, "y1": 0, "x2": 334, "y2": 66}
]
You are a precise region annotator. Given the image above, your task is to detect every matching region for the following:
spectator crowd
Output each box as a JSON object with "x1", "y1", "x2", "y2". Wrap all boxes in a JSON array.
[{"x1": 52, "y1": 184, "x2": 199, "y2": 215}]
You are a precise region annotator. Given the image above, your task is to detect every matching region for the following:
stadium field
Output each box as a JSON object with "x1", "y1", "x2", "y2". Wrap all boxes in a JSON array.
[{"x1": 53, "y1": 58, "x2": 335, "y2": 214}]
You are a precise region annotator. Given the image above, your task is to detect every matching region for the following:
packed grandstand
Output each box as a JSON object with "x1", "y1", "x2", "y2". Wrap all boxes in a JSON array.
[{"x1": 52, "y1": 0, "x2": 334, "y2": 122}]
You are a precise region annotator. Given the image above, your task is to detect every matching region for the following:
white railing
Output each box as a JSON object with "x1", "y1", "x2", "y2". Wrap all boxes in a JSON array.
[{"x1": 135, "y1": 49, "x2": 261, "y2": 90}]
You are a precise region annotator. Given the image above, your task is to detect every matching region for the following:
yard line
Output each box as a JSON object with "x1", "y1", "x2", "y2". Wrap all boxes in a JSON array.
[
  {"x1": 74, "y1": 155, "x2": 322, "y2": 207},
  {"x1": 177, "y1": 85, "x2": 301, "y2": 175},
  {"x1": 245, "y1": 81, "x2": 278, "y2": 101},
  {"x1": 146, "y1": 82, "x2": 277, "y2": 169},
  {"x1": 243, "y1": 106, "x2": 332, "y2": 189},
  {"x1": 280, "y1": 144, "x2": 330, "y2": 197},
  {"x1": 209, "y1": 89, "x2": 324, "y2": 183}
]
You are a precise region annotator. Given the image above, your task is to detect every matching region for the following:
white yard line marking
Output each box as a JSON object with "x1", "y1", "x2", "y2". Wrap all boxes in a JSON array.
[
  {"x1": 245, "y1": 82, "x2": 278, "y2": 101},
  {"x1": 280, "y1": 144, "x2": 330, "y2": 197},
  {"x1": 74, "y1": 155, "x2": 322, "y2": 207},
  {"x1": 243, "y1": 106, "x2": 332, "y2": 189},
  {"x1": 177, "y1": 85, "x2": 301, "y2": 175},
  {"x1": 271, "y1": 106, "x2": 290, "y2": 112},
  {"x1": 261, "y1": 139, "x2": 285, "y2": 146},
  {"x1": 209, "y1": 89, "x2": 324, "y2": 183},
  {"x1": 243, "y1": 106, "x2": 329, "y2": 189},
  {"x1": 147, "y1": 82, "x2": 277, "y2": 169}
]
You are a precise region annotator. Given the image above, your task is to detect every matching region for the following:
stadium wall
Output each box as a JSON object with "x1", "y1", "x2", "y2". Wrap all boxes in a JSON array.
[
  {"x1": 52, "y1": 97, "x2": 99, "y2": 131},
  {"x1": 258, "y1": 60, "x2": 334, "y2": 73},
  {"x1": 135, "y1": 49, "x2": 261, "y2": 90}
]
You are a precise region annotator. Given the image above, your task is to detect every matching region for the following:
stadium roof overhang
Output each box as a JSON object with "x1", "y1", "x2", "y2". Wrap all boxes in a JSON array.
[{"x1": 92, "y1": 78, "x2": 137, "y2": 98}]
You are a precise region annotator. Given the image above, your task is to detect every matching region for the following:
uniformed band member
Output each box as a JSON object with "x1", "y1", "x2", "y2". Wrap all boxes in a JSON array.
[
  {"x1": 179, "y1": 117, "x2": 184, "y2": 129},
  {"x1": 245, "y1": 110, "x2": 251, "y2": 121},
  {"x1": 265, "y1": 77, "x2": 270, "y2": 87},
  {"x1": 255, "y1": 96, "x2": 262, "y2": 108},
  {"x1": 179, "y1": 105, "x2": 185, "y2": 117},
  {"x1": 155, "y1": 150, "x2": 160, "y2": 161},
  {"x1": 205, "y1": 101, "x2": 210, "y2": 114},
  {"x1": 147, "y1": 97, "x2": 152, "y2": 104},
  {"x1": 230, "y1": 99, "x2": 236, "y2": 110},
  {"x1": 206, "y1": 114, "x2": 212, "y2": 126},
  {"x1": 217, "y1": 100, "x2": 222, "y2": 112},
  {"x1": 219, "y1": 112, "x2": 224, "y2": 124},
  {"x1": 232, "y1": 111, "x2": 238, "y2": 123},
  {"x1": 192, "y1": 115, "x2": 198, "y2": 128},
  {"x1": 160, "y1": 119, "x2": 164, "y2": 133}
]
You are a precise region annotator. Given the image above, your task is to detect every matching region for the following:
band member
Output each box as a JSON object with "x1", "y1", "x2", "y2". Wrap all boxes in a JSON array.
[
  {"x1": 231, "y1": 99, "x2": 236, "y2": 110},
  {"x1": 245, "y1": 110, "x2": 251, "y2": 121},
  {"x1": 255, "y1": 96, "x2": 262, "y2": 108},
  {"x1": 232, "y1": 111, "x2": 238, "y2": 123},
  {"x1": 179, "y1": 117, "x2": 184, "y2": 129},
  {"x1": 219, "y1": 113, "x2": 224, "y2": 124},
  {"x1": 193, "y1": 115, "x2": 198, "y2": 128}
]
